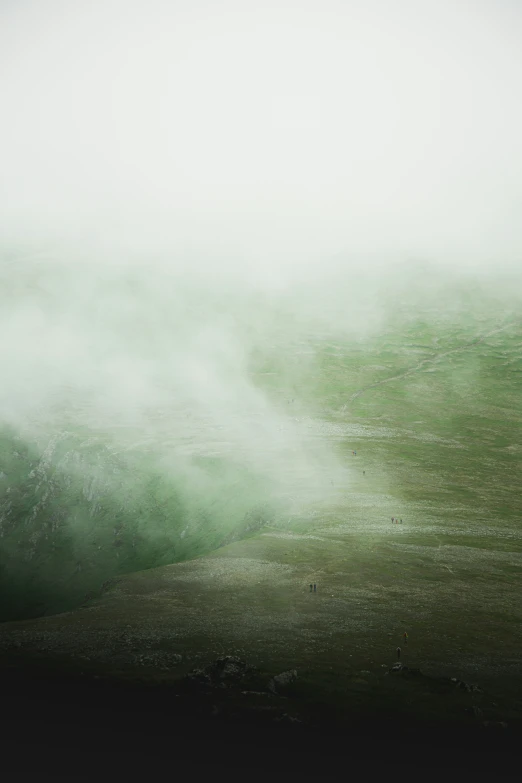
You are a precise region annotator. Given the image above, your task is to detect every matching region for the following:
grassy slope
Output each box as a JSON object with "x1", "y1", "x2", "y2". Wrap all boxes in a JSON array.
[{"x1": 1, "y1": 307, "x2": 521, "y2": 730}]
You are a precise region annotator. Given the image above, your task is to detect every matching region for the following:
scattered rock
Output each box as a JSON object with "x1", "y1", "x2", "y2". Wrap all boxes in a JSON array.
[
  {"x1": 483, "y1": 721, "x2": 508, "y2": 729},
  {"x1": 186, "y1": 656, "x2": 256, "y2": 689},
  {"x1": 450, "y1": 677, "x2": 482, "y2": 693},
  {"x1": 274, "y1": 712, "x2": 302, "y2": 724},
  {"x1": 466, "y1": 706, "x2": 483, "y2": 718},
  {"x1": 268, "y1": 669, "x2": 298, "y2": 694},
  {"x1": 131, "y1": 651, "x2": 182, "y2": 668},
  {"x1": 388, "y1": 663, "x2": 423, "y2": 676}
]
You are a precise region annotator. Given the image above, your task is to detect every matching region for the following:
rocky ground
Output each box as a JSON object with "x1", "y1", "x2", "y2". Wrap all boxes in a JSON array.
[{"x1": 0, "y1": 652, "x2": 519, "y2": 779}]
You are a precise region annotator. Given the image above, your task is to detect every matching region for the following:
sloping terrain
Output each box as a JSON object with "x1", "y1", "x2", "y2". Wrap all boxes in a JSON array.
[{"x1": 2, "y1": 310, "x2": 522, "y2": 735}]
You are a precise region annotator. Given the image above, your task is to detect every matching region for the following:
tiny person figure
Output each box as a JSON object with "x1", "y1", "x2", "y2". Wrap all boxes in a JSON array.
[
  {"x1": 397, "y1": 646, "x2": 401, "y2": 660},
  {"x1": 310, "y1": 584, "x2": 313, "y2": 592},
  {"x1": 313, "y1": 583, "x2": 317, "y2": 593},
  {"x1": 403, "y1": 632, "x2": 408, "y2": 645}
]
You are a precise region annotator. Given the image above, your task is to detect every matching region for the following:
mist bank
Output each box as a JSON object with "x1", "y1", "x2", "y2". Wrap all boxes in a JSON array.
[{"x1": 0, "y1": 251, "x2": 520, "y2": 621}]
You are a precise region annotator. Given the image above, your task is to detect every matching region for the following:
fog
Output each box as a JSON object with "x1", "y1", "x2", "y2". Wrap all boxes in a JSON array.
[
  {"x1": 0, "y1": 1, "x2": 521, "y2": 618},
  {"x1": 1, "y1": 0, "x2": 522, "y2": 269}
]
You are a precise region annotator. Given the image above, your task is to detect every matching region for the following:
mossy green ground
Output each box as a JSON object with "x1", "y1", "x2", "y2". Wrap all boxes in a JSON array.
[{"x1": 1, "y1": 308, "x2": 521, "y2": 730}]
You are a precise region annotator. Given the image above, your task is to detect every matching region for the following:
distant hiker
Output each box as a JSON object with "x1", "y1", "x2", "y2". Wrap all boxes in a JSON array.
[
  {"x1": 354, "y1": 450, "x2": 357, "y2": 456},
  {"x1": 392, "y1": 517, "x2": 395, "y2": 523},
  {"x1": 403, "y1": 632, "x2": 408, "y2": 645},
  {"x1": 397, "y1": 646, "x2": 401, "y2": 660},
  {"x1": 400, "y1": 519, "x2": 403, "y2": 524},
  {"x1": 310, "y1": 584, "x2": 313, "y2": 592},
  {"x1": 314, "y1": 583, "x2": 317, "y2": 593},
  {"x1": 363, "y1": 471, "x2": 365, "y2": 475}
]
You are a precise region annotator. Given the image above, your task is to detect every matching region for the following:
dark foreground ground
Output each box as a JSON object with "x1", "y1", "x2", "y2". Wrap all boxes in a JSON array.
[
  {"x1": 1, "y1": 660, "x2": 520, "y2": 781},
  {"x1": 1, "y1": 521, "x2": 521, "y2": 780}
]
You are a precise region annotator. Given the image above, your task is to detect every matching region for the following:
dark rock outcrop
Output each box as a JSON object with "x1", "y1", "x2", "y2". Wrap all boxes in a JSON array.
[{"x1": 268, "y1": 669, "x2": 298, "y2": 694}]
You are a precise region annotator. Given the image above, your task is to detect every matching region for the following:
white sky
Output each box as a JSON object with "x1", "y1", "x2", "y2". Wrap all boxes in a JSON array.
[{"x1": 1, "y1": 0, "x2": 521, "y2": 275}]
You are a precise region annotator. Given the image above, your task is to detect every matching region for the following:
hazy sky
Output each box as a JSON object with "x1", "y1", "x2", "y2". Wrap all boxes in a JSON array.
[{"x1": 1, "y1": 0, "x2": 521, "y2": 276}]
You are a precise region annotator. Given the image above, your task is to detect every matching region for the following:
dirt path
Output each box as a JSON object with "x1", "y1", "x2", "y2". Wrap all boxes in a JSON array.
[{"x1": 345, "y1": 321, "x2": 518, "y2": 406}]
